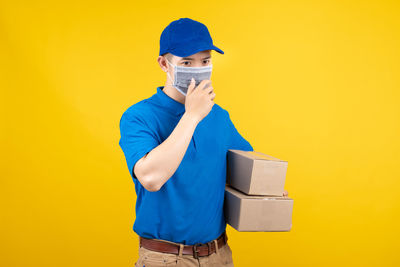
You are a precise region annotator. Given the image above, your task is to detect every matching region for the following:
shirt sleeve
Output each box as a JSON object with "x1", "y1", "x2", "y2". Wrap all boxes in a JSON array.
[
  {"x1": 118, "y1": 111, "x2": 160, "y2": 180},
  {"x1": 224, "y1": 110, "x2": 254, "y2": 151}
]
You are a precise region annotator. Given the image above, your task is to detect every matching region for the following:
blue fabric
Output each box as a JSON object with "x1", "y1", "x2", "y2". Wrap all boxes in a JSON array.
[
  {"x1": 118, "y1": 86, "x2": 253, "y2": 245},
  {"x1": 159, "y1": 18, "x2": 224, "y2": 58}
]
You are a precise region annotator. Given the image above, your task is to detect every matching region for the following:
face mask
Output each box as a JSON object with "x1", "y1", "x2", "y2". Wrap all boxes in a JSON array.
[{"x1": 166, "y1": 58, "x2": 213, "y2": 96}]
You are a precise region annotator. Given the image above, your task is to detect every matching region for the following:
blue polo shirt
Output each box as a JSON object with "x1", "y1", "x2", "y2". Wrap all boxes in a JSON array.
[{"x1": 118, "y1": 86, "x2": 253, "y2": 245}]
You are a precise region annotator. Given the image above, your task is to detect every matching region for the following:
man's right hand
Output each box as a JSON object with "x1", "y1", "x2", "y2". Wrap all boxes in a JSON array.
[
  {"x1": 184, "y1": 78, "x2": 216, "y2": 123},
  {"x1": 133, "y1": 78, "x2": 216, "y2": 192}
]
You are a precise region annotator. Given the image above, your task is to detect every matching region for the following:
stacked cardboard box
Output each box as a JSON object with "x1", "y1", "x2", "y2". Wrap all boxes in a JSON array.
[{"x1": 224, "y1": 149, "x2": 294, "y2": 231}]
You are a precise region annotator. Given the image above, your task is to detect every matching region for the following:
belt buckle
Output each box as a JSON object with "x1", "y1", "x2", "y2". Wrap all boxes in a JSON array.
[{"x1": 192, "y1": 243, "x2": 205, "y2": 259}]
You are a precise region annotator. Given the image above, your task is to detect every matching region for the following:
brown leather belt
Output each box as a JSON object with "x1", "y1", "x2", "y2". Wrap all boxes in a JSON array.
[{"x1": 139, "y1": 231, "x2": 228, "y2": 259}]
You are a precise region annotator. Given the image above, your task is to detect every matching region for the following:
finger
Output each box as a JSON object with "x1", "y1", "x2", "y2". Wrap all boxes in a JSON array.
[
  {"x1": 187, "y1": 78, "x2": 196, "y2": 95},
  {"x1": 198, "y1": 79, "x2": 211, "y2": 90},
  {"x1": 210, "y1": 92, "x2": 216, "y2": 100},
  {"x1": 204, "y1": 86, "x2": 214, "y2": 94},
  {"x1": 203, "y1": 81, "x2": 212, "y2": 90}
]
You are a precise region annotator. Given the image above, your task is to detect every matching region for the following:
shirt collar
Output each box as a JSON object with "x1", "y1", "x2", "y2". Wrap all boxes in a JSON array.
[{"x1": 155, "y1": 86, "x2": 186, "y2": 116}]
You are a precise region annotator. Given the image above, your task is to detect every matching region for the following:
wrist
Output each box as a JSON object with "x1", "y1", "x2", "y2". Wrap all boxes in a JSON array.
[{"x1": 182, "y1": 112, "x2": 200, "y2": 125}]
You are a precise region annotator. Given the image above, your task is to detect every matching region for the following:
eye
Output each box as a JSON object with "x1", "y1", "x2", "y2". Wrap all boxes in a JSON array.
[
  {"x1": 203, "y1": 59, "x2": 210, "y2": 64},
  {"x1": 182, "y1": 61, "x2": 190, "y2": 66}
]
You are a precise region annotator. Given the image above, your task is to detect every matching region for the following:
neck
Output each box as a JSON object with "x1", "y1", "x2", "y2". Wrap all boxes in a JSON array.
[{"x1": 163, "y1": 81, "x2": 186, "y2": 105}]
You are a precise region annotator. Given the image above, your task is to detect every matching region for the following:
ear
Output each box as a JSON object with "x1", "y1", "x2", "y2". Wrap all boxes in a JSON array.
[{"x1": 157, "y1": 56, "x2": 169, "y2": 72}]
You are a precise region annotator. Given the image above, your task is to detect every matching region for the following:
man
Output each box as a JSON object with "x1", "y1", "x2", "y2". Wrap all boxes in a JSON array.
[{"x1": 119, "y1": 17, "x2": 287, "y2": 267}]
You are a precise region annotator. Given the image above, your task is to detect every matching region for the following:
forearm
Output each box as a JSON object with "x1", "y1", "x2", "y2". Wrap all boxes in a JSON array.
[{"x1": 138, "y1": 112, "x2": 199, "y2": 190}]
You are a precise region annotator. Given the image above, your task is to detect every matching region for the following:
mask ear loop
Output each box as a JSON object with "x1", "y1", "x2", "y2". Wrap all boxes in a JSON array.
[{"x1": 165, "y1": 59, "x2": 177, "y2": 89}]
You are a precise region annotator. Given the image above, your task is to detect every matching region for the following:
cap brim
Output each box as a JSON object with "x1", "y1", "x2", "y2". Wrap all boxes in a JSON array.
[
  {"x1": 171, "y1": 44, "x2": 224, "y2": 57},
  {"x1": 211, "y1": 45, "x2": 224, "y2": 54}
]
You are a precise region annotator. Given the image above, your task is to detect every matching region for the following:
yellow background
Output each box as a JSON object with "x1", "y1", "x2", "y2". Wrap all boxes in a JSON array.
[{"x1": 1, "y1": 0, "x2": 399, "y2": 266}]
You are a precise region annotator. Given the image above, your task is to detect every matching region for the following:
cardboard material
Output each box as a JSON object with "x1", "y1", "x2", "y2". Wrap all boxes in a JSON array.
[
  {"x1": 224, "y1": 184, "x2": 293, "y2": 232},
  {"x1": 227, "y1": 149, "x2": 288, "y2": 196}
]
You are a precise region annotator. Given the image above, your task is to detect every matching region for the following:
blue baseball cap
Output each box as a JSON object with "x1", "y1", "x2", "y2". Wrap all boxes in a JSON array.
[{"x1": 159, "y1": 18, "x2": 224, "y2": 58}]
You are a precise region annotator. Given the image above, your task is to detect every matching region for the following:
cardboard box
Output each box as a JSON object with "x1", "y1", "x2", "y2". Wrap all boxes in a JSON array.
[
  {"x1": 227, "y1": 149, "x2": 288, "y2": 196},
  {"x1": 224, "y1": 184, "x2": 293, "y2": 232}
]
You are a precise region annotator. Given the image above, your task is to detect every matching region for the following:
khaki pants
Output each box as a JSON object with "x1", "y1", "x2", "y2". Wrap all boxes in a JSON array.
[{"x1": 134, "y1": 237, "x2": 234, "y2": 267}]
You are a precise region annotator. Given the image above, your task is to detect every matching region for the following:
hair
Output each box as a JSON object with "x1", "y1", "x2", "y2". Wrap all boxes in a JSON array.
[{"x1": 163, "y1": 52, "x2": 174, "y2": 62}]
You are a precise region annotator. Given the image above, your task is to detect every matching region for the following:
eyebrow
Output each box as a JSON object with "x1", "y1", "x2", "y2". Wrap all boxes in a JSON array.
[{"x1": 180, "y1": 56, "x2": 211, "y2": 61}]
